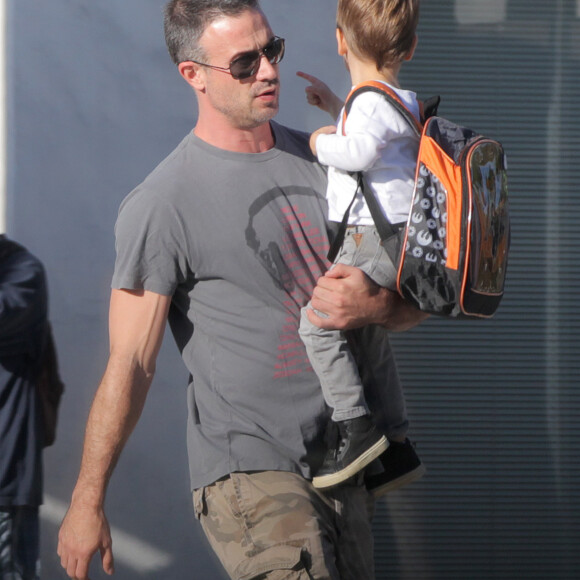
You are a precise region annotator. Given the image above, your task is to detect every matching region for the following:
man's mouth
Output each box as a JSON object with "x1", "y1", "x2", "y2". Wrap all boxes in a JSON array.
[{"x1": 254, "y1": 82, "x2": 279, "y2": 100}]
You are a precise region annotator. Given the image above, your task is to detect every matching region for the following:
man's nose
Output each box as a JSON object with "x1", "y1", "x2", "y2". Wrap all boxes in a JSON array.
[{"x1": 255, "y1": 54, "x2": 278, "y2": 81}]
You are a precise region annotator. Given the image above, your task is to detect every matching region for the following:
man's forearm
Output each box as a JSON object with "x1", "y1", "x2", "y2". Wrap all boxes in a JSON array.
[
  {"x1": 374, "y1": 286, "x2": 430, "y2": 332},
  {"x1": 71, "y1": 358, "x2": 153, "y2": 508},
  {"x1": 72, "y1": 288, "x2": 169, "y2": 506}
]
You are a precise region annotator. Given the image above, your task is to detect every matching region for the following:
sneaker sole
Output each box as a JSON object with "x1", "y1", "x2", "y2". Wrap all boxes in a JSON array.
[
  {"x1": 312, "y1": 436, "x2": 389, "y2": 489},
  {"x1": 371, "y1": 463, "x2": 427, "y2": 498}
]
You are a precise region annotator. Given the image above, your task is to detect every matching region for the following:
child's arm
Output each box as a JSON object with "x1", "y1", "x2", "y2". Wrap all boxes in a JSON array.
[
  {"x1": 315, "y1": 93, "x2": 392, "y2": 173},
  {"x1": 296, "y1": 71, "x2": 344, "y2": 120},
  {"x1": 315, "y1": 129, "x2": 383, "y2": 173},
  {"x1": 298, "y1": 76, "x2": 388, "y2": 172},
  {"x1": 309, "y1": 125, "x2": 337, "y2": 156}
]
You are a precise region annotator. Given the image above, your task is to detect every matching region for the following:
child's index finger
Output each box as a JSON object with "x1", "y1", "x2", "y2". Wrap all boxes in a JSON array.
[{"x1": 296, "y1": 71, "x2": 319, "y2": 84}]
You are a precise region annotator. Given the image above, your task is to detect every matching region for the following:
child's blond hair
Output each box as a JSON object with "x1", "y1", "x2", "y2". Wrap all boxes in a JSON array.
[{"x1": 337, "y1": 0, "x2": 419, "y2": 70}]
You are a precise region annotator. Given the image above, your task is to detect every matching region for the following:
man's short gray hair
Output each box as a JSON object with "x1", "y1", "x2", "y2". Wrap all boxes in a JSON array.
[{"x1": 164, "y1": 0, "x2": 260, "y2": 64}]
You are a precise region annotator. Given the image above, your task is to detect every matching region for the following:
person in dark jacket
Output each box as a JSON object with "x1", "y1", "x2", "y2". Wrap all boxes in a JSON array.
[{"x1": 0, "y1": 234, "x2": 47, "y2": 580}]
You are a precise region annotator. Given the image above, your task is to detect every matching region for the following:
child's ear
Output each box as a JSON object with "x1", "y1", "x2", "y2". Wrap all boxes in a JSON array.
[
  {"x1": 404, "y1": 34, "x2": 418, "y2": 61},
  {"x1": 336, "y1": 27, "x2": 348, "y2": 57}
]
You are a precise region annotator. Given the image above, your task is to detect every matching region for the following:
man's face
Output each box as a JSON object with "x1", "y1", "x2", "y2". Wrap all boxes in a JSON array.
[{"x1": 198, "y1": 9, "x2": 281, "y2": 130}]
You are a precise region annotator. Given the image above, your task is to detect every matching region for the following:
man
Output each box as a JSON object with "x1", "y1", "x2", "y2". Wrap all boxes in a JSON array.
[
  {"x1": 57, "y1": 1, "x2": 426, "y2": 578},
  {"x1": 0, "y1": 235, "x2": 47, "y2": 580}
]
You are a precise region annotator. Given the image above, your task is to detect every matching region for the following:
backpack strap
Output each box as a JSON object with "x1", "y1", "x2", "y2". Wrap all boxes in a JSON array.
[
  {"x1": 327, "y1": 179, "x2": 361, "y2": 262},
  {"x1": 328, "y1": 82, "x2": 433, "y2": 261},
  {"x1": 342, "y1": 80, "x2": 424, "y2": 137},
  {"x1": 327, "y1": 174, "x2": 402, "y2": 262},
  {"x1": 422, "y1": 94, "x2": 441, "y2": 122}
]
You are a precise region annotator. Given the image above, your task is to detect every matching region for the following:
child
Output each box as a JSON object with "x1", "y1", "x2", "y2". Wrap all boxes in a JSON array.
[{"x1": 297, "y1": 0, "x2": 426, "y2": 491}]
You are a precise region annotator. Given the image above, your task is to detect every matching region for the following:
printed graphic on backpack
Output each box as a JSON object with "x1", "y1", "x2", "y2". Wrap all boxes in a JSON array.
[{"x1": 397, "y1": 117, "x2": 510, "y2": 318}]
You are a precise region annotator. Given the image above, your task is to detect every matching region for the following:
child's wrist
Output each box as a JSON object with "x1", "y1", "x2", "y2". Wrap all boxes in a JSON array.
[{"x1": 309, "y1": 132, "x2": 318, "y2": 156}]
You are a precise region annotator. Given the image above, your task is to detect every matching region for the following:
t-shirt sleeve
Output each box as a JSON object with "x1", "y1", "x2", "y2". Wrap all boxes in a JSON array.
[{"x1": 111, "y1": 186, "x2": 190, "y2": 297}]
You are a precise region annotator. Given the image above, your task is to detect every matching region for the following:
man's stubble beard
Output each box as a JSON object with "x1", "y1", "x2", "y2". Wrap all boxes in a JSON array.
[{"x1": 213, "y1": 79, "x2": 280, "y2": 130}]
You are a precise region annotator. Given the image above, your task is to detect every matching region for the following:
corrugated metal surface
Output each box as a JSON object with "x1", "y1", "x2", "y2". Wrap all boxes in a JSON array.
[{"x1": 372, "y1": 1, "x2": 580, "y2": 578}]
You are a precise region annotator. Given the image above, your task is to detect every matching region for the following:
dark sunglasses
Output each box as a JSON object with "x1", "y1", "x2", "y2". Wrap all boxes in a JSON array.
[{"x1": 186, "y1": 36, "x2": 285, "y2": 80}]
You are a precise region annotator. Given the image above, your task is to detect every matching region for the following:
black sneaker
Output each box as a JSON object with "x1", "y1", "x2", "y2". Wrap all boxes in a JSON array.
[
  {"x1": 312, "y1": 416, "x2": 388, "y2": 489},
  {"x1": 365, "y1": 438, "x2": 426, "y2": 497}
]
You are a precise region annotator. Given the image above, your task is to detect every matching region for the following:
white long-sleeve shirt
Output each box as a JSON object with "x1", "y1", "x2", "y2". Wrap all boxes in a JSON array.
[{"x1": 316, "y1": 81, "x2": 420, "y2": 226}]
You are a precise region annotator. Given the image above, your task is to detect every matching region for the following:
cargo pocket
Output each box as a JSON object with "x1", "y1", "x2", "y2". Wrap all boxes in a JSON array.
[
  {"x1": 234, "y1": 543, "x2": 310, "y2": 580},
  {"x1": 192, "y1": 487, "x2": 206, "y2": 520}
]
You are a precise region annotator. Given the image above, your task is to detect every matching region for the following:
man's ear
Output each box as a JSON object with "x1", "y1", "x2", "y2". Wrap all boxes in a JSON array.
[{"x1": 178, "y1": 61, "x2": 206, "y2": 91}]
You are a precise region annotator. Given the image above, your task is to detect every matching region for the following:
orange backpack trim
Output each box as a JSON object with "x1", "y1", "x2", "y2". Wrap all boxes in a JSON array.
[{"x1": 418, "y1": 132, "x2": 464, "y2": 271}]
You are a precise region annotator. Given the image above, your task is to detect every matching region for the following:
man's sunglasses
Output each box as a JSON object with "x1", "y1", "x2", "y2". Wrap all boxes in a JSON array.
[{"x1": 185, "y1": 36, "x2": 285, "y2": 80}]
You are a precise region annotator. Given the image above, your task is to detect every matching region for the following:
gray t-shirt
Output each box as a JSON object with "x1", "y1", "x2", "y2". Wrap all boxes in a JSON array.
[{"x1": 113, "y1": 122, "x2": 404, "y2": 490}]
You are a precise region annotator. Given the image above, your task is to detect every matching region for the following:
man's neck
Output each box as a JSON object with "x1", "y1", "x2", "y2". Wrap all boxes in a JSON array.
[{"x1": 194, "y1": 118, "x2": 275, "y2": 153}]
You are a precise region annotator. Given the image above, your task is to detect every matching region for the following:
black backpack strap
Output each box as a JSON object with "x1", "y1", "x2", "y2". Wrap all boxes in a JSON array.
[
  {"x1": 327, "y1": 185, "x2": 359, "y2": 262},
  {"x1": 327, "y1": 173, "x2": 401, "y2": 262},
  {"x1": 357, "y1": 173, "x2": 401, "y2": 241},
  {"x1": 422, "y1": 95, "x2": 441, "y2": 121}
]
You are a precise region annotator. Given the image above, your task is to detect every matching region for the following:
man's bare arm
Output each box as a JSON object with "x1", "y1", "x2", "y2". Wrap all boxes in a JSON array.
[
  {"x1": 307, "y1": 264, "x2": 429, "y2": 332},
  {"x1": 58, "y1": 289, "x2": 171, "y2": 580}
]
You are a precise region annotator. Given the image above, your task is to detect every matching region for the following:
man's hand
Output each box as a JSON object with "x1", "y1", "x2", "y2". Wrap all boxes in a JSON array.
[
  {"x1": 296, "y1": 71, "x2": 344, "y2": 120},
  {"x1": 58, "y1": 502, "x2": 114, "y2": 579},
  {"x1": 307, "y1": 264, "x2": 429, "y2": 332}
]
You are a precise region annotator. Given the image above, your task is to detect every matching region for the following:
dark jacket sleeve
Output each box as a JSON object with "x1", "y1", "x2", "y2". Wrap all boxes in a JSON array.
[{"x1": 0, "y1": 247, "x2": 48, "y2": 356}]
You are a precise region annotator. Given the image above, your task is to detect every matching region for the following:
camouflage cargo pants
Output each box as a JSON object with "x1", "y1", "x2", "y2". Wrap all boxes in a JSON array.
[{"x1": 193, "y1": 471, "x2": 375, "y2": 579}]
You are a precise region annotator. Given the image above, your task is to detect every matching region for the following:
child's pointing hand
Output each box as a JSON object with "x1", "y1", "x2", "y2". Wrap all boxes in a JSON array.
[{"x1": 296, "y1": 71, "x2": 344, "y2": 120}]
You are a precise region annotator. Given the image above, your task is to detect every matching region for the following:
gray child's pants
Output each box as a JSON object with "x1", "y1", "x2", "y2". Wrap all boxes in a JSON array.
[{"x1": 299, "y1": 225, "x2": 399, "y2": 422}]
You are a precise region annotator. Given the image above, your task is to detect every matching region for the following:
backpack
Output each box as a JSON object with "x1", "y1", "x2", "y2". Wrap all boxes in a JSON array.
[{"x1": 330, "y1": 81, "x2": 510, "y2": 319}]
